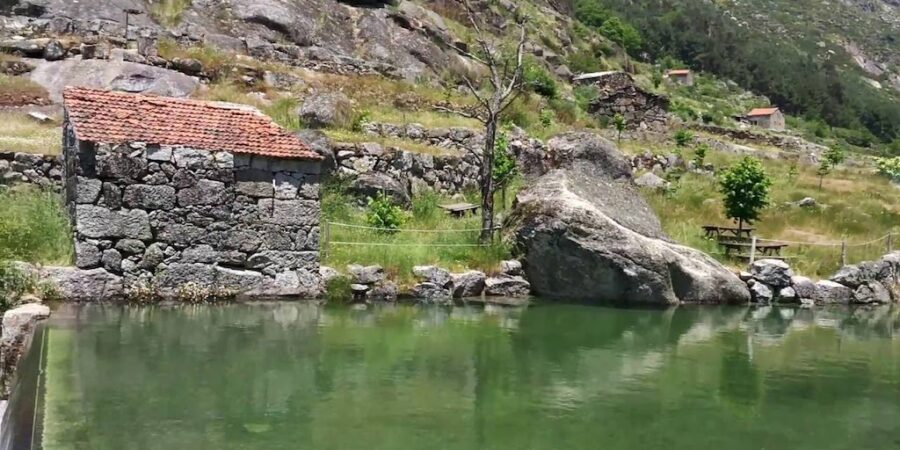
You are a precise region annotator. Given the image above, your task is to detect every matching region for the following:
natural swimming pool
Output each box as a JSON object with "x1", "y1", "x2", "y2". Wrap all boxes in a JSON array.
[{"x1": 8, "y1": 302, "x2": 900, "y2": 449}]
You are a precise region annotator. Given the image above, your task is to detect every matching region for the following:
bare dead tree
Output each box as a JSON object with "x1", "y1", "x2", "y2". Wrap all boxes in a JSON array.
[{"x1": 435, "y1": 0, "x2": 528, "y2": 244}]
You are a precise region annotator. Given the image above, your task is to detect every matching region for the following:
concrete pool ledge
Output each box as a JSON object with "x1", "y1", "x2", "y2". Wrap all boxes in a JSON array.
[{"x1": 0, "y1": 303, "x2": 50, "y2": 401}]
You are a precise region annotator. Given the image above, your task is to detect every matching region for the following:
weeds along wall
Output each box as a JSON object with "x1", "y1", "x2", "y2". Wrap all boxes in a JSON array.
[{"x1": 61, "y1": 119, "x2": 323, "y2": 299}]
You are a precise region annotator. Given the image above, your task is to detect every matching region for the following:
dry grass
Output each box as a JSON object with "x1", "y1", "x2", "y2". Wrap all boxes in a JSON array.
[
  {"x1": 149, "y1": 0, "x2": 193, "y2": 27},
  {"x1": 644, "y1": 149, "x2": 900, "y2": 278},
  {"x1": 0, "y1": 74, "x2": 49, "y2": 106},
  {"x1": 0, "y1": 112, "x2": 61, "y2": 155}
]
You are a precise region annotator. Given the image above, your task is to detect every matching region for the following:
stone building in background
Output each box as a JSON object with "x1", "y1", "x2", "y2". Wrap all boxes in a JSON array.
[
  {"x1": 61, "y1": 87, "x2": 323, "y2": 299},
  {"x1": 573, "y1": 71, "x2": 669, "y2": 130},
  {"x1": 745, "y1": 107, "x2": 786, "y2": 131},
  {"x1": 664, "y1": 69, "x2": 694, "y2": 86}
]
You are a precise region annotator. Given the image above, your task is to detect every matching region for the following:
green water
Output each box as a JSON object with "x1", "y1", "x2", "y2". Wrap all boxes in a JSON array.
[{"x1": 37, "y1": 303, "x2": 900, "y2": 450}]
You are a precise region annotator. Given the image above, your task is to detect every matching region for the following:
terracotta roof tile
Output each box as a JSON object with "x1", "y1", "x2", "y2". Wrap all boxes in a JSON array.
[
  {"x1": 747, "y1": 107, "x2": 780, "y2": 117},
  {"x1": 62, "y1": 87, "x2": 320, "y2": 161}
]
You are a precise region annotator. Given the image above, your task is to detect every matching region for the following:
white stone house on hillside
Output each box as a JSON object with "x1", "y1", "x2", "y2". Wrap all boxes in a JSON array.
[
  {"x1": 664, "y1": 69, "x2": 694, "y2": 86},
  {"x1": 61, "y1": 87, "x2": 324, "y2": 299},
  {"x1": 745, "y1": 107, "x2": 786, "y2": 131}
]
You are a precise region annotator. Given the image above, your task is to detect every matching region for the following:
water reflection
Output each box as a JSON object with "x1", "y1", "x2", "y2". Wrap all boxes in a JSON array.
[{"x1": 38, "y1": 302, "x2": 900, "y2": 450}]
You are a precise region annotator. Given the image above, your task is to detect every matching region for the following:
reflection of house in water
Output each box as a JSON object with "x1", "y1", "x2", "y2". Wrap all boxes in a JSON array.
[
  {"x1": 744, "y1": 107, "x2": 786, "y2": 131},
  {"x1": 573, "y1": 71, "x2": 669, "y2": 130},
  {"x1": 664, "y1": 69, "x2": 694, "y2": 86}
]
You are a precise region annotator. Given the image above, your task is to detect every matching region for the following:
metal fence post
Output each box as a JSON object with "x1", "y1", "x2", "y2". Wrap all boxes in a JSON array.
[
  {"x1": 322, "y1": 221, "x2": 330, "y2": 260},
  {"x1": 840, "y1": 240, "x2": 847, "y2": 266},
  {"x1": 749, "y1": 236, "x2": 757, "y2": 265}
]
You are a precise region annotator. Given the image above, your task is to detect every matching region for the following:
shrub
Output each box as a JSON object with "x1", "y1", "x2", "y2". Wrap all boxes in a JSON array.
[
  {"x1": 262, "y1": 97, "x2": 302, "y2": 131},
  {"x1": 492, "y1": 130, "x2": 517, "y2": 191},
  {"x1": 574, "y1": 85, "x2": 598, "y2": 112},
  {"x1": 366, "y1": 192, "x2": 406, "y2": 233},
  {"x1": 692, "y1": 144, "x2": 709, "y2": 167},
  {"x1": 549, "y1": 99, "x2": 580, "y2": 126},
  {"x1": 566, "y1": 48, "x2": 605, "y2": 74},
  {"x1": 674, "y1": 129, "x2": 694, "y2": 147},
  {"x1": 150, "y1": 0, "x2": 193, "y2": 27},
  {"x1": 523, "y1": 62, "x2": 558, "y2": 99},
  {"x1": 0, "y1": 262, "x2": 34, "y2": 311},
  {"x1": 540, "y1": 109, "x2": 554, "y2": 128},
  {"x1": 411, "y1": 190, "x2": 441, "y2": 220},
  {"x1": 325, "y1": 276, "x2": 352, "y2": 304},
  {"x1": 350, "y1": 109, "x2": 373, "y2": 132},
  {"x1": 876, "y1": 157, "x2": 900, "y2": 180}
]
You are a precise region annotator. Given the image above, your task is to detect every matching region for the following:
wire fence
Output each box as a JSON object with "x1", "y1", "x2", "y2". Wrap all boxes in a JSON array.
[{"x1": 321, "y1": 221, "x2": 503, "y2": 259}]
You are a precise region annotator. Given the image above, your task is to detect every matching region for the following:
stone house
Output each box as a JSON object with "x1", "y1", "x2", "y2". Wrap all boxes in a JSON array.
[
  {"x1": 573, "y1": 71, "x2": 669, "y2": 130},
  {"x1": 746, "y1": 107, "x2": 785, "y2": 131},
  {"x1": 664, "y1": 69, "x2": 693, "y2": 86},
  {"x1": 61, "y1": 87, "x2": 323, "y2": 299}
]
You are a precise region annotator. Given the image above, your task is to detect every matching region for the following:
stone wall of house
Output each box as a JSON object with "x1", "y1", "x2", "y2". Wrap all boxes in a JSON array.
[
  {"x1": 577, "y1": 72, "x2": 669, "y2": 131},
  {"x1": 0, "y1": 151, "x2": 62, "y2": 190},
  {"x1": 63, "y1": 128, "x2": 322, "y2": 299}
]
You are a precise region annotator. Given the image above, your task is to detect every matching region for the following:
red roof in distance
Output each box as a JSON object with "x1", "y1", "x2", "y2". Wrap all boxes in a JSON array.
[
  {"x1": 62, "y1": 87, "x2": 320, "y2": 160},
  {"x1": 747, "y1": 107, "x2": 780, "y2": 117}
]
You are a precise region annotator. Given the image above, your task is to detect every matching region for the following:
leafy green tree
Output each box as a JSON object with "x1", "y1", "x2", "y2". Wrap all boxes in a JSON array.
[
  {"x1": 718, "y1": 157, "x2": 772, "y2": 232},
  {"x1": 875, "y1": 156, "x2": 900, "y2": 181},
  {"x1": 817, "y1": 146, "x2": 845, "y2": 189},
  {"x1": 651, "y1": 70, "x2": 664, "y2": 88}
]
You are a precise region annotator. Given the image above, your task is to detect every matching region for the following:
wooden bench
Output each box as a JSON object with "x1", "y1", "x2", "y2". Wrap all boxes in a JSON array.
[
  {"x1": 440, "y1": 203, "x2": 479, "y2": 218},
  {"x1": 703, "y1": 225, "x2": 755, "y2": 240},
  {"x1": 719, "y1": 241, "x2": 789, "y2": 259}
]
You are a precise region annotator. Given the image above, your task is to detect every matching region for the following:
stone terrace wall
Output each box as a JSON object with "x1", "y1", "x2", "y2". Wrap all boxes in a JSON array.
[
  {"x1": 0, "y1": 151, "x2": 62, "y2": 190},
  {"x1": 64, "y1": 134, "x2": 322, "y2": 299}
]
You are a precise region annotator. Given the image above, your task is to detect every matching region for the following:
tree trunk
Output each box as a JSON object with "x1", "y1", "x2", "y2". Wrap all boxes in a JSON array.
[{"x1": 480, "y1": 118, "x2": 497, "y2": 244}]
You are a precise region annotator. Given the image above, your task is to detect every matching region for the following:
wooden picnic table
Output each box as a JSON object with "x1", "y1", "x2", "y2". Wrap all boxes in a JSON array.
[
  {"x1": 440, "y1": 203, "x2": 479, "y2": 218},
  {"x1": 703, "y1": 225, "x2": 755, "y2": 240},
  {"x1": 718, "y1": 241, "x2": 789, "y2": 259}
]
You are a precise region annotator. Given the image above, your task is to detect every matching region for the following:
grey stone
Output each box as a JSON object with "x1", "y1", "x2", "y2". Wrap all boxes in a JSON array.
[
  {"x1": 750, "y1": 259, "x2": 794, "y2": 289},
  {"x1": 214, "y1": 267, "x2": 265, "y2": 291},
  {"x1": 814, "y1": 280, "x2": 854, "y2": 304},
  {"x1": 75, "y1": 241, "x2": 102, "y2": 269},
  {"x1": 181, "y1": 245, "x2": 218, "y2": 264},
  {"x1": 140, "y1": 243, "x2": 166, "y2": 269},
  {"x1": 298, "y1": 91, "x2": 352, "y2": 128},
  {"x1": 96, "y1": 151, "x2": 148, "y2": 181},
  {"x1": 777, "y1": 286, "x2": 798, "y2": 303},
  {"x1": 634, "y1": 172, "x2": 669, "y2": 190},
  {"x1": 366, "y1": 281, "x2": 398, "y2": 302},
  {"x1": 75, "y1": 206, "x2": 152, "y2": 240},
  {"x1": 236, "y1": 169, "x2": 274, "y2": 197},
  {"x1": 273, "y1": 172, "x2": 301, "y2": 199},
  {"x1": 101, "y1": 249, "x2": 123, "y2": 272},
  {"x1": 99, "y1": 182, "x2": 123, "y2": 209},
  {"x1": 115, "y1": 239, "x2": 146, "y2": 255},
  {"x1": 853, "y1": 282, "x2": 891, "y2": 304},
  {"x1": 411, "y1": 282, "x2": 452, "y2": 305},
  {"x1": 507, "y1": 131, "x2": 750, "y2": 305},
  {"x1": 257, "y1": 199, "x2": 319, "y2": 226},
  {"x1": 499, "y1": 260, "x2": 523, "y2": 276},
  {"x1": 178, "y1": 179, "x2": 228, "y2": 206},
  {"x1": 451, "y1": 271, "x2": 486, "y2": 298},
  {"x1": 146, "y1": 146, "x2": 173, "y2": 162},
  {"x1": 41, "y1": 267, "x2": 124, "y2": 302},
  {"x1": 798, "y1": 197, "x2": 817, "y2": 208},
  {"x1": 43, "y1": 40, "x2": 66, "y2": 61},
  {"x1": 749, "y1": 282, "x2": 773, "y2": 304},
  {"x1": 75, "y1": 177, "x2": 102, "y2": 203},
  {"x1": 485, "y1": 276, "x2": 531, "y2": 297},
  {"x1": 346, "y1": 264, "x2": 385, "y2": 284},
  {"x1": 319, "y1": 266, "x2": 341, "y2": 284},
  {"x1": 791, "y1": 276, "x2": 817, "y2": 299},
  {"x1": 154, "y1": 263, "x2": 217, "y2": 291},
  {"x1": 157, "y1": 223, "x2": 206, "y2": 246},
  {"x1": 173, "y1": 148, "x2": 212, "y2": 169},
  {"x1": 412, "y1": 265, "x2": 452, "y2": 288},
  {"x1": 831, "y1": 264, "x2": 864, "y2": 288},
  {"x1": 123, "y1": 184, "x2": 177, "y2": 210},
  {"x1": 247, "y1": 251, "x2": 318, "y2": 275},
  {"x1": 348, "y1": 173, "x2": 410, "y2": 207}
]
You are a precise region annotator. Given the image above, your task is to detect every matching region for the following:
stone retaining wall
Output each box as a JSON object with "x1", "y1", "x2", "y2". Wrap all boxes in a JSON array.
[
  {"x1": 0, "y1": 303, "x2": 49, "y2": 399},
  {"x1": 0, "y1": 151, "x2": 61, "y2": 190}
]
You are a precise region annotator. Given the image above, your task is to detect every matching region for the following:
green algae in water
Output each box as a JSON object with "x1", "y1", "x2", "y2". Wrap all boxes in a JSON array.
[{"x1": 37, "y1": 304, "x2": 900, "y2": 450}]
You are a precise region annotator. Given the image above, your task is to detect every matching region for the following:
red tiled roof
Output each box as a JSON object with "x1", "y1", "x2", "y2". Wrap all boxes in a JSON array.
[
  {"x1": 666, "y1": 69, "x2": 691, "y2": 76},
  {"x1": 62, "y1": 87, "x2": 320, "y2": 160},
  {"x1": 747, "y1": 107, "x2": 780, "y2": 117}
]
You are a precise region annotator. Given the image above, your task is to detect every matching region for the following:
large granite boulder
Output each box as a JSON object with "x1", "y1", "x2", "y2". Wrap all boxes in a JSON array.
[
  {"x1": 506, "y1": 132, "x2": 750, "y2": 305},
  {"x1": 298, "y1": 91, "x2": 352, "y2": 128}
]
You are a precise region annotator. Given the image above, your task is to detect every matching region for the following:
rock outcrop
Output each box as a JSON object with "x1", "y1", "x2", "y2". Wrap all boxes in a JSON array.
[{"x1": 507, "y1": 131, "x2": 750, "y2": 305}]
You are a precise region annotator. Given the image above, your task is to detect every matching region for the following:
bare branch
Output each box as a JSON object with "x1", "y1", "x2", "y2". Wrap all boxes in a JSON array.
[
  {"x1": 433, "y1": 105, "x2": 486, "y2": 123},
  {"x1": 460, "y1": 0, "x2": 500, "y2": 90},
  {"x1": 462, "y1": 75, "x2": 490, "y2": 110},
  {"x1": 500, "y1": 22, "x2": 528, "y2": 101}
]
